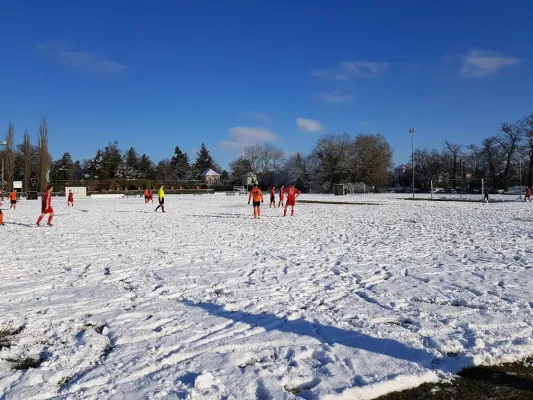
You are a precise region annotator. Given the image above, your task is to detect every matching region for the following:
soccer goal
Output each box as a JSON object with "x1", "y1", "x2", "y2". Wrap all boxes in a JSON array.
[{"x1": 65, "y1": 187, "x2": 87, "y2": 200}]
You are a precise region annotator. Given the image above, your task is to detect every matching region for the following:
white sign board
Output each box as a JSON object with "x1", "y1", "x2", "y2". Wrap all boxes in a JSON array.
[{"x1": 13, "y1": 181, "x2": 22, "y2": 189}]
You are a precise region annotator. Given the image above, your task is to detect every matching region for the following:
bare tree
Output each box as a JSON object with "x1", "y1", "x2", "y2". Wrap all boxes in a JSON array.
[
  {"x1": 38, "y1": 117, "x2": 50, "y2": 192},
  {"x1": 496, "y1": 122, "x2": 523, "y2": 190},
  {"x1": 311, "y1": 134, "x2": 352, "y2": 192},
  {"x1": 444, "y1": 141, "x2": 462, "y2": 189},
  {"x1": 22, "y1": 130, "x2": 31, "y2": 192},
  {"x1": 242, "y1": 143, "x2": 286, "y2": 186},
  {"x1": 5, "y1": 122, "x2": 15, "y2": 192},
  {"x1": 352, "y1": 134, "x2": 393, "y2": 187},
  {"x1": 480, "y1": 137, "x2": 503, "y2": 189}
]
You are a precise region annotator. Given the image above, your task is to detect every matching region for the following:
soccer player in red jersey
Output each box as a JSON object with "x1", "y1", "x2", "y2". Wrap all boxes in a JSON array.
[
  {"x1": 0, "y1": 192, "x2": 3, "y2": 226},
  {"x1": 248, "y1": 184, "x2": 264, "y2": 219},
  {"x1": 269, "y1": 187, "x2": 276, "y2": 208},
  {"x1": 37, "y1": 185, "x2": 54, "y2": 226},
  {"x1": 67, "y1": 190, "x2": 74, "y2": 207},
  {"x1": 278, "y1": 185, "x2": 285, "y2": 208},
  {"x1": 283, "y1": 184, "x2": 301, "y2": 217}
]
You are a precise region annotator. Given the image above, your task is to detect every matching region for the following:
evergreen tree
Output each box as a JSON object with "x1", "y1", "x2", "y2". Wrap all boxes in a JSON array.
[
  {"x1": 193, "y1": 143, "x2": 218, "y2": 176},
  {"x1": 118, "y1": 147, "x2": 140, "y2": 178},
  {"x1": 171, "y1": 146, "x2": 191, "y2": 179},
  {"x1": 51, "y1": 152, "x2": 75, "y2": 181},
  {"x1": 139, "y1": 154, "x2": 156, "y2": 179}
]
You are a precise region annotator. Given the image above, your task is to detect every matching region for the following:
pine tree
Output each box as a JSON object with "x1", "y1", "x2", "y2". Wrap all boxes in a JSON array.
[
  {"x1": 51, "y1": 152, "x2": 75, "y2": 181},
  {"x1": 119, "y1": 147, "x2": 140, "y2": 178},
  {"x1": 171, "y1": 146, "x2": 191, "y2": 179},
  {"x1": 139, "y1": 154, "x2": 155, "y2": 179},
  {"x1": 193, "y1": 143, "x2": 217, "y2": 176}
]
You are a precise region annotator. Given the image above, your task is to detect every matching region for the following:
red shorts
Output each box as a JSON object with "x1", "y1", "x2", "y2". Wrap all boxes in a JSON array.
[
  {"x1": 286, "y1": 199, "x2": 295, "y2": 207},
  {"x1": 42, "y1": 206, "x2": 54, "y2": 214}
]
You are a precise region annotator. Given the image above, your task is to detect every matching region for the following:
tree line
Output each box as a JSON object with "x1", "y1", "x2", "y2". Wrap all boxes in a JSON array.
[
  {"x1": 1, "y1": 118, "x2": 50, "y2": 192},
  {"x1": 2, "y1": 120, "x2": 394, "y2": 193},
  {"x1": 228, "y1": 133, "x2": 393, "y2": 193},
  {"x1": 1, "y1": 120, "x2": 224, "y2": 191},
  {"x1": 405, "y1": 112, "x2": 533, "y2": 191}
]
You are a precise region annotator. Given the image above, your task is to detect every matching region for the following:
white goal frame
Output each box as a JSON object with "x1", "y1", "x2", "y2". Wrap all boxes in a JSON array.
[{"x1": 65, "y1": 187, "x2": 87, "y2": 200}]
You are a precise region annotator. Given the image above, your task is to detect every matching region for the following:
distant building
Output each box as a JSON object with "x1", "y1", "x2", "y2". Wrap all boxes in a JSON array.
[{"x1": 200, "y1": 169, "x2": 220, "y2": 185}]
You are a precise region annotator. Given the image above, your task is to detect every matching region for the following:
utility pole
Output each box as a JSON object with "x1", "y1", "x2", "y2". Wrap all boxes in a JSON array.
[{"x1": 409, "y1": 128, "x2": 416, "y2": 198}]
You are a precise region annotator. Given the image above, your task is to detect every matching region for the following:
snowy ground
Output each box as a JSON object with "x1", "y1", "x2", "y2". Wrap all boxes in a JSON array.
[{"x1": 1, "y1": 193, "x2": 533, "y2": 399}]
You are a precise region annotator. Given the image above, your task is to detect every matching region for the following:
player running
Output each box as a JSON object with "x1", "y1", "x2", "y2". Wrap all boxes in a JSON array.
[
  {"x1": 67, "y1": 190, "x2": 74, "y2": 207},
  {"x1": 278, "y1": 185, "x2": 285, "y2": 208},
  {"x1": 149, "y1": 188, "x2": 154, "y2": 203},
  {"x1": 8, "y1": 190, "x2": 17, "y2": 210},
  {"x1": 269, "y1": 187, "x2": 276, "y2": 208},
  {"x1": 155, "y1": 185, "x2": 165, "y2": 212},
  {"x1": 37, "y1": 185, "x2": 54, "y2": 226},
  {"x1": 283, "y1": 184, "x2": 301, "y2": 217},
  {"x1": 526, "y1": 186, "x2": 531, "y2": 203},
  {"x1": 248, "y1": 184, "x2": 264, "y2": 219},
  {"x1": 144, "y1": 189, "x2": 150, "y2": 203}
]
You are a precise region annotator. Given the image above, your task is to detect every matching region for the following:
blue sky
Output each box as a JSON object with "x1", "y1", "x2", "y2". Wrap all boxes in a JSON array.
[{"x1": 1, "y1": 0, "x2": 532, "y2": 169}]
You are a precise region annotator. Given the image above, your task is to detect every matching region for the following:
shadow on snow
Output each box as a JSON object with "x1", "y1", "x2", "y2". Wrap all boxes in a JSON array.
[{"x1": 180, "y1": 300, "x2": 435, "y2": 366}]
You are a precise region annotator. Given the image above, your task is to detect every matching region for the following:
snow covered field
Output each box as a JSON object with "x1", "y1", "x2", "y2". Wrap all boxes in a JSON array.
[{"x1": 1, "y1": 193, "x2": 533, "y2": 399}]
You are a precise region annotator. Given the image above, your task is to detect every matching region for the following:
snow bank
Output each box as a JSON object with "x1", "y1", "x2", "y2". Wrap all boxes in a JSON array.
[{"x1": 1, "y1": 194, "x2": 532, "y2": 399}]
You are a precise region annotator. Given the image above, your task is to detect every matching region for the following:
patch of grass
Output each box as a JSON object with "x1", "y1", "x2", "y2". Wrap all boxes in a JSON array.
[
  {"x1": 58, "y1": 375, "x2": 73, "y2": 386},
  {"x1": 0, "y1": 325, "x2": 25, "y2": 350},
  {"x1": 7, "y1": 356, "x2": 45, "y2": 370},
  {"x1": 378, "y1": 358, "x2": 533, "y2": 400},
  {"x1": 299, "y1": 200, "x2": 380, "y2": 206}
]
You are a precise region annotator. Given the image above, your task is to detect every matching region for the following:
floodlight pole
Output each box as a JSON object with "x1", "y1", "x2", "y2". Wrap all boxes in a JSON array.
[
  {"x1": 519, "y1": 154, "x2": 523, "y2": 201},
  {"x1": 460, "y1": 156, "x2": 463, "y2": 200},
  {"x1": 409, "y1": 128, "x2": 415, "y2": 198},
  {"x1": 0, "y1": 140, "x2": 6, "y2": 200}
]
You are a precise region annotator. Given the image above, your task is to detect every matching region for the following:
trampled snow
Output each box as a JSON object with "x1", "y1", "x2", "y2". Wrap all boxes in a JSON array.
[{"x1": 1, "y1": 193, "x2": 533, "y2": 399}]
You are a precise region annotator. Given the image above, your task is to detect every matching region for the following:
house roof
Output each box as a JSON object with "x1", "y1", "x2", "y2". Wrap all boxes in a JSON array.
[{"x1": 200, "y1": 168, "x2": 220, "y2": 177}]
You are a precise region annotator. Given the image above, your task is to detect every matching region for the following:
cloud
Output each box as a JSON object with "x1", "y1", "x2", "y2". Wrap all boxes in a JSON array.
[
  {"x1": 312, "y1": 61, "x2": 390, "y2": 80},
  {"x1": 320, "y1": 93, "x2": 353, "y2": 104},
  {"x1": 220, "y1": 126, "x2": 279, "y2": 149},
  {"x1": 460, "y1": 50, "x2": 521, "y2": 77},
  {"x1": 238, "y1": 111, "x2": 271, "y2": 123},
  {"x1": 296, "y1": 117, "x2": 323, "y2": 133},
  {"x1": 37, "y1": 40, "x2": 125, "y2": 75}
]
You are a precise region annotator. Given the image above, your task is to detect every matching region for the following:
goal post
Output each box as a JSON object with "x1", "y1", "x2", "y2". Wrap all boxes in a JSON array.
[{"x1": 65, "y1": 187, "x2": 87, "y2": 200}]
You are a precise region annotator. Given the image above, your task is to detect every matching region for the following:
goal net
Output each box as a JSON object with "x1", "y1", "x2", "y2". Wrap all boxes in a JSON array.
[{"x1": 65, "y1": 187, "x2": 87, "y2": 200}]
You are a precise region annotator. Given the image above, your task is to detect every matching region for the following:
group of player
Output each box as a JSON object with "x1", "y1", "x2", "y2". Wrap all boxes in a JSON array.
[
  {"x1": 0, "y1": 186, "x2": 74, "y2": 226},
  {"x1": 1, "y1": 182, "x2": 291, "y2": 226},
  {"x1": 248, "y1": 184, "x2": 301, "y2": 219}
]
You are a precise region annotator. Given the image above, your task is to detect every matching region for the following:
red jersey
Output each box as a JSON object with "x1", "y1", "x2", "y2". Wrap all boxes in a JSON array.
[
  {"x1": 284, "y1": 186, "x2": 300, "y2": 202},
  {"x1": 270, "y1": 188, "x2": 275, "y2": 196},
  {"x1": 68, "y1": 192, "x2": 74, "y2": 202},
  {"x1": 279, "y1": 186, "x2": 285, "y2": 199},
  {"x1": 42, "y1": 192, "x2": 52, "y2": 210}
]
